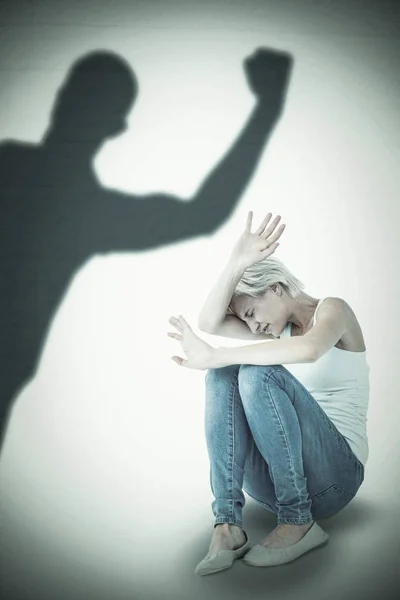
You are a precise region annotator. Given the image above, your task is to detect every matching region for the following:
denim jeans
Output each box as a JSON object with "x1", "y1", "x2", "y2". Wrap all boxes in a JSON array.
[{"x1": 204, "y1": 364, "x2": 365, "y2": 528}]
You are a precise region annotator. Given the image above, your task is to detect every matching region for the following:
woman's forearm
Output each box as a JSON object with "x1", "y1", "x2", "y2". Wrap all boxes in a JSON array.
[
  {"x1": 198, "y1": 256, "x2": 244, "y2": 332},
  {"x1": 211, "y1": 336, "x2": 316, "y2": 368}
]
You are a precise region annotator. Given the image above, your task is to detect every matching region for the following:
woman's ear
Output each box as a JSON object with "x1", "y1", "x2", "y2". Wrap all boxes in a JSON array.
[{"x1": 271, "y1": 283, "x2": 283, "y2": 295}]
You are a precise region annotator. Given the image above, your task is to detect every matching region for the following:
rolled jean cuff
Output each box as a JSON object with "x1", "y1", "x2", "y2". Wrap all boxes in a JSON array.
[
  {"x1": 277, "y1": 516, "x2": 314, "y2": 525},
  {"x1": 214, "y1": 517, "x2": 243, "y2": 528}
]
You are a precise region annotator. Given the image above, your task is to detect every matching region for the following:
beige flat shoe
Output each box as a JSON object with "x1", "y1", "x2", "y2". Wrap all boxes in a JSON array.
[
  {"x1": 243, "y1": 521, "x2": 329, "y2": 567},
  {"x1": 195, "y1": 531, "x2": 251, "y2": 576}
]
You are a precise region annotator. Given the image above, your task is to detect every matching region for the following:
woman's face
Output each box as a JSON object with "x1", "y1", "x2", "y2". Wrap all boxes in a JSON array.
[{"x1": 230, "y1": 285, "x2": 289, "y2": 337}]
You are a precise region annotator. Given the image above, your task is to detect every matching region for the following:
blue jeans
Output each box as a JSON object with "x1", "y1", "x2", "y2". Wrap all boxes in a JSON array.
[{"x1": 204, "y1": 364, "x2": 365, "y2": 528}]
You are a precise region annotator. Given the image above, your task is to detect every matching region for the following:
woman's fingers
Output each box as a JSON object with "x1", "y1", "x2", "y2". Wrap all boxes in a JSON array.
[
  {"x1": 178, "y1": 315, "x2": 191, "y2": 330},
  {"x1": 260, "y1": 214, "x2": 282, "y2": 238},
  {"x1": 169, "y1": 315, "x2": 192, "y2": 333},
  {"x1": 245, "y1": 211, "x2": 253, "y2": 232},
  {"x1": 254, "y1": 212, "x2": 272, "y2": 235},
  {"x1": 268, "y1": 223, "x2": 286, "y2": 244},
  {"x1": 261, "y1": 241, "x2": 280, "y2": 257},
  {"x1": 261, "y1": 217, "x2": 285, "y2": 242},
  {"x1": 168, "y1": 331, "x2": 182, "y2": 341},
  {"x1": 169, "y1": 316, "x2": 183, "y2": 332},
  {"x1": 171, "y1": 355, "x2": 188, "y2": 367}
]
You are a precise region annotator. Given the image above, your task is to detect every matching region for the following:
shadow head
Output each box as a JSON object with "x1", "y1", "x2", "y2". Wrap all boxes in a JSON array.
[{"x1": 49, "y1": 50, "x2": 138, "y2": 141}]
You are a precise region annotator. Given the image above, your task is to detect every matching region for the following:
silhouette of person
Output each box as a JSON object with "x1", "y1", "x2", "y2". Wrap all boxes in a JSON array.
[{"x1": 0, "y1": 48, "x2": 293, "y2": 457}]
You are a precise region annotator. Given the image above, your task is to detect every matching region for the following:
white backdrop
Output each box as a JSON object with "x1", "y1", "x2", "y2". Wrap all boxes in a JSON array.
[{"x1": 0, "y1": 1, "x2": 399, "y2": 599}]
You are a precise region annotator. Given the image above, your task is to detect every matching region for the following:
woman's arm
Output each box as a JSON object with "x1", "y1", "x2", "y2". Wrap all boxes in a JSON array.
[
  {"x1": 169, "y1": 313, "x2": 313, "y2": 369},
  {"x1": 210, "y1": 298, "x2": 348, "y2": 368},
  {"x1": 197, "y1": 257, "x2": 246, "y2": 332},
  {"x1": 197, "y1": 256, "x2": 276, "y2": 341},
  {"x1": 211, "y1": 335, "x2": 315, "y2": 368},
  {"x1": 200, "y1": 314, "x2": 276, "y2": 341},
  {"x1": 198, "y1": 211, "x2": 285, "y2": 336}
]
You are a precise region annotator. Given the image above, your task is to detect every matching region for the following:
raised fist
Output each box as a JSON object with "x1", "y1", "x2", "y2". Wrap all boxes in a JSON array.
[{"x1": 244, "y1": 48, "x2": 293, "y2": 114}]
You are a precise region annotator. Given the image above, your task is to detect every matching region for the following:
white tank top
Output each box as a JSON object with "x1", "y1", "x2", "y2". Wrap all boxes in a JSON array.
[{"x1": 280, "y1": 298, "x2": 370, "y2": 466}]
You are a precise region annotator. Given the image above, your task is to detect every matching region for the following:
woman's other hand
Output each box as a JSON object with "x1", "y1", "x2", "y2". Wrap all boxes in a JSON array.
[
  {"x1": 230, "y1": 211, "x2": 285, "y2": 271},
  {"x1": 168, "y1": 315, "x2": 216, "y2": 370}
]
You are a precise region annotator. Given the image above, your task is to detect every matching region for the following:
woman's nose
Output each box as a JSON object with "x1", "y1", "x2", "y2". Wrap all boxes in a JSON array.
[{"x1": 251, "y1": 322, "x2": 261, "y2": 333}]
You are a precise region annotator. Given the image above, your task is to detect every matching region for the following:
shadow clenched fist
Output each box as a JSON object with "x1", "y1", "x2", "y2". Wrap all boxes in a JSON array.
[{"x1": 244, "y1": 48, "x2": 293, "y2": 116}]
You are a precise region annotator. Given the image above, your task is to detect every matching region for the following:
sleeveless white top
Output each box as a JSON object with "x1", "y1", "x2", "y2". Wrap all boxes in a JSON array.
[{"x1": 280, "y1": 298, "x2": 370, "y2": 466}]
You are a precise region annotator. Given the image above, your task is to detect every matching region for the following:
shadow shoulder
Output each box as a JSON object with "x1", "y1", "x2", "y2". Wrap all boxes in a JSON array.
[{"x1": 0, "y1": 138, "x2": 37, "y2": 156}]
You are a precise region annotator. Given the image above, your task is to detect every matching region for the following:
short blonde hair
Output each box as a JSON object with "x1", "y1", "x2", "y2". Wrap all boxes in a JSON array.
[{"x1": 230, "y1": 256, "x2": 304, "y2": 310}]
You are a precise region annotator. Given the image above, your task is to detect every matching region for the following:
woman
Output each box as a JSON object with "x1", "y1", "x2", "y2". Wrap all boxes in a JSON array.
[{"x1": 168, "y1": 211, "x2": 369, "y2": 576}]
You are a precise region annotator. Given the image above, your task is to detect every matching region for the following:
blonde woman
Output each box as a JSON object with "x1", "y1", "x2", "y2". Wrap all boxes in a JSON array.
[{"x1": 168, "y1": 211, "x2": 369, "y2": 576}]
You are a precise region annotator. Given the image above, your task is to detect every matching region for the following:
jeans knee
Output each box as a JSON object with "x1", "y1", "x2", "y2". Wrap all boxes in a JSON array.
[
  {"x1": 205, "y1": 365, "x2": 239, "y2": 392},
  {"x1": 238, "y1": 363, "x2": 276, "y2": 384},
  {"x1": 238, "y1": 364, "x2": 286, "y2": 398}
]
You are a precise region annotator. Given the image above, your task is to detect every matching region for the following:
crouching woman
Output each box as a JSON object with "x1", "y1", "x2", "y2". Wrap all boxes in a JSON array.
[{"x1": 168, "y1": 211, "x2": 369, "y2": 575}]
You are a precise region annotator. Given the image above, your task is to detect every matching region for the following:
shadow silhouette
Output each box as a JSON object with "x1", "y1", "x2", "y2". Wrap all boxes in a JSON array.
[{"x1": 0, "y1": 48, "x2": 293, "y2": 458}]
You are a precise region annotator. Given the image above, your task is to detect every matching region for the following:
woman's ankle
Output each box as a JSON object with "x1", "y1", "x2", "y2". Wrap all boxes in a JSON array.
[{"x1": 215, "y1": 523, "x2": 242, "y2": 531}]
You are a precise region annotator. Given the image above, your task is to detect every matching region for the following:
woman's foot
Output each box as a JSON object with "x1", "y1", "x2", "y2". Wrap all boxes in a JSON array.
[
  {"x1": 243, "y1": 521, "x2": 328, "y2": 567},
  {"x1": 207, "y1": 523, "x2": 247, "y2": 555},
  {"x1": 195, "y1": 524, "x2": 250, "y2": 575},
  {"x1": 258, "y1": 520, "x2": 314, "y2": 549}
]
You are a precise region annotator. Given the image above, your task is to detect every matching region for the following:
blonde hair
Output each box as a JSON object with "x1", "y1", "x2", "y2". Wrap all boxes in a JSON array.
[{"x1": 230, "y1": 257, "x2": 304, "y2": 309}]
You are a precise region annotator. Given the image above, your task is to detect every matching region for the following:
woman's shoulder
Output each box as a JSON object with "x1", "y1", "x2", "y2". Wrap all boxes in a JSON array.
[
  {"x1": 318, "y1": 296, "x2": 359, "y2": 320},
  {"x1": 319, "y1": 296, "x2": 348, "y2": 310},
  {"x1": 318, "y1": 297, "x2": 366, "y2": 352}
]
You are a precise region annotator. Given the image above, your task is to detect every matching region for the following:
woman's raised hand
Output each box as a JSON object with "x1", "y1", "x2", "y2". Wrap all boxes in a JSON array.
[{"x1": 230, "y1": 211, "x2": 285, "y2": 271}]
